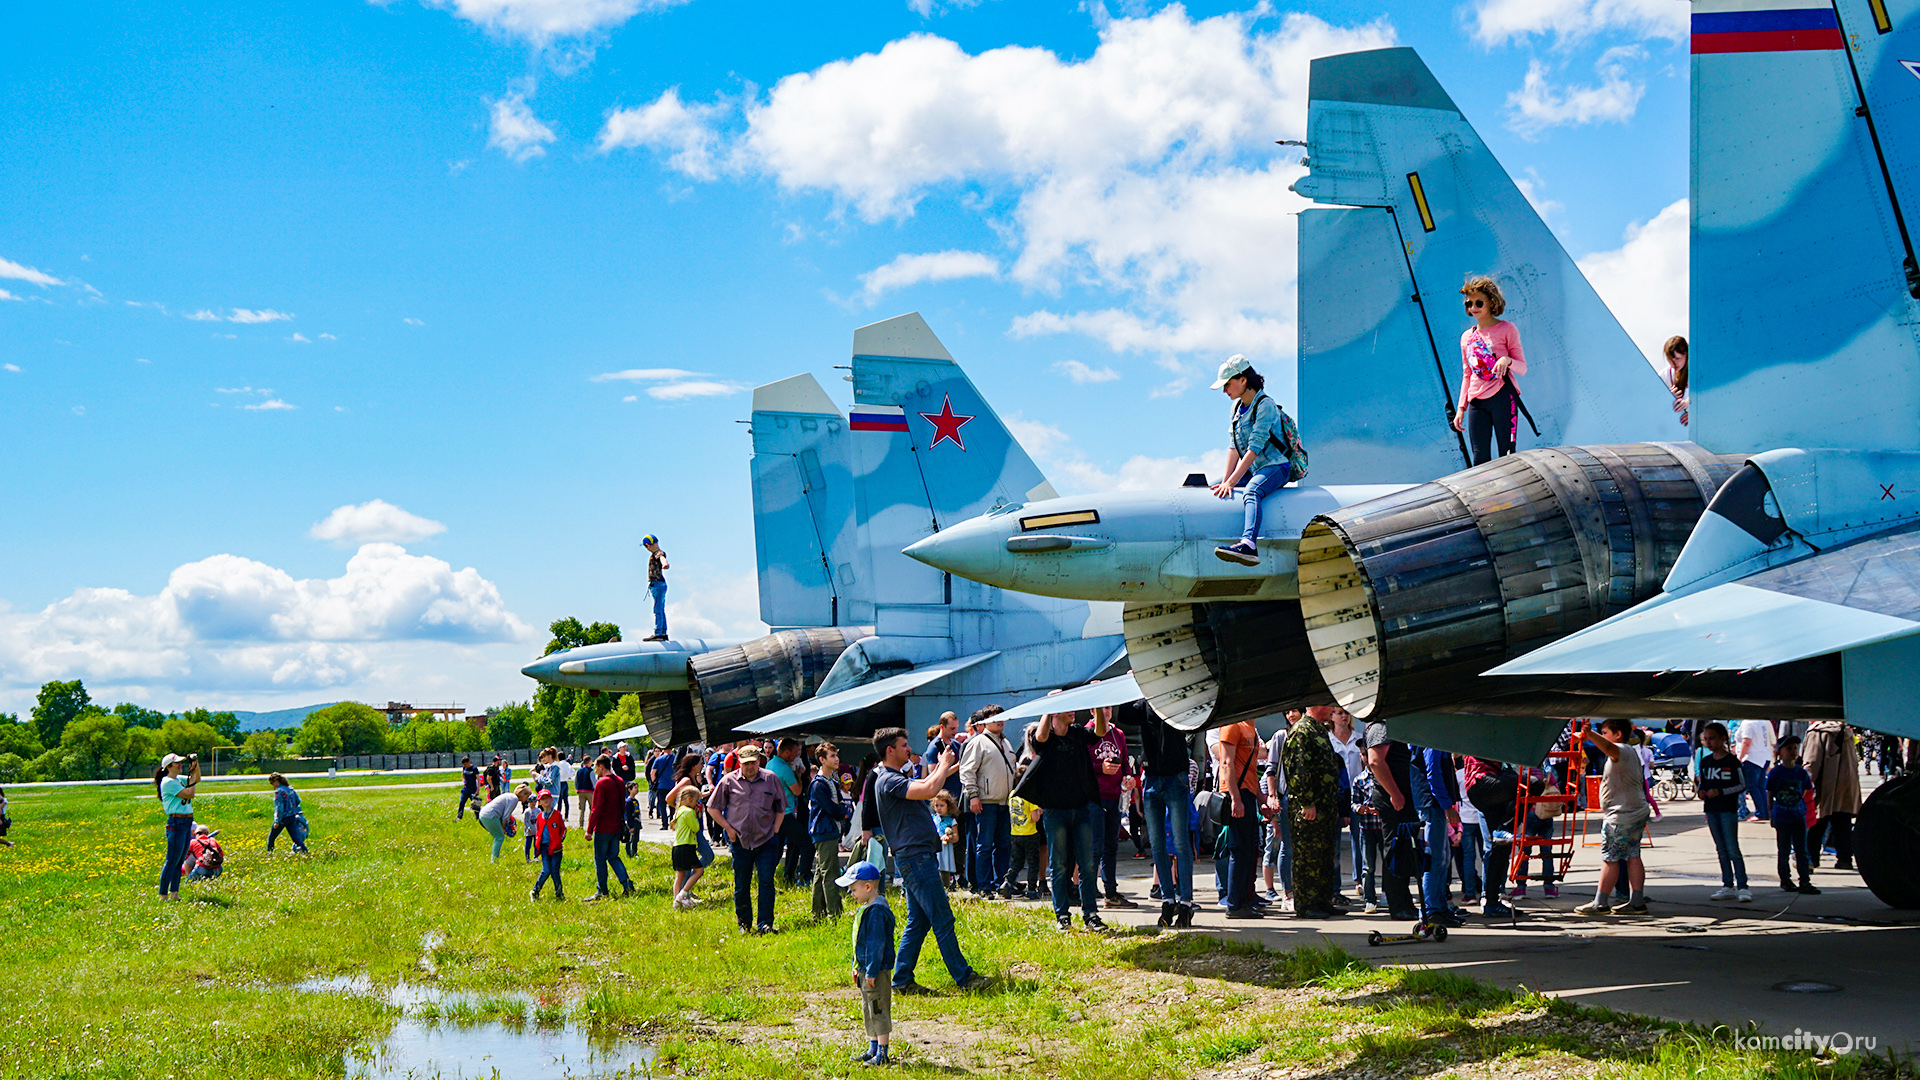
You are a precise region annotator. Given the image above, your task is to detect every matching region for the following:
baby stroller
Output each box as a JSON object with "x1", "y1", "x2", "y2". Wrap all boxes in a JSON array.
[{"x1": 1648, "y1": 732, "x2": 1695, "y2": 802}]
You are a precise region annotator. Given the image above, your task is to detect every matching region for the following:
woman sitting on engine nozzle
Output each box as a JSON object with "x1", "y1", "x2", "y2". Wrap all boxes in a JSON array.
[
  {"x1": 1210, "y1": 354, "x2": 1307, "y2": 567},
  {"x1": 1452, "y1": 275, "x2": 1528, "y2": 465}
]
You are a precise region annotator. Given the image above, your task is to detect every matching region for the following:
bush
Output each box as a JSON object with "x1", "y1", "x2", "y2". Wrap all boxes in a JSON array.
[{"x1": 0, "y1": 752, "x2": 32, "y2": 783}]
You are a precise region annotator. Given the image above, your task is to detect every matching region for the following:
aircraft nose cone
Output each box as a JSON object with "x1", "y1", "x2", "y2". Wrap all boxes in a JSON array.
[
  {"x1": 904, "y1": 519, "x2": 1015, "y2": 588},
  {"x1": 520, "y1": 653, "x2": 562, "y2": 681}
]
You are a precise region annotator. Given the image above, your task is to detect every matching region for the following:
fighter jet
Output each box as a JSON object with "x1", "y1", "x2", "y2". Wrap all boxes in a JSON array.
[
  {"x1": 907, "y1": 46, "x2": 1682, "y2": 764},
  {"x1": 525, "y1": 313, "x2": 1126, "y2": 747}
]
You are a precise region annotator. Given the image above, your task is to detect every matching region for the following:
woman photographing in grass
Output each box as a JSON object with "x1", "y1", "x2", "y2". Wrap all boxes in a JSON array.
[{"x1": 154, "y1": 752, "x2": 200, "y2": 901}]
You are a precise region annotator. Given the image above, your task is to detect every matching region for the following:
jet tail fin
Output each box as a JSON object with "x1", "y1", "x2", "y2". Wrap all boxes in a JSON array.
[
  {"x1": 1293, "y1": 46, "x2": 1673, "y2": 482},
  {"x1": 846, "y1": 313, "x2": 1057, "y2": 631},
  {"x1": 751, "y1": 374, "x2": 869, "y2": 627},
  {"x1": 1689, "y1": 1, "x2": 1920, "y2": 452}
]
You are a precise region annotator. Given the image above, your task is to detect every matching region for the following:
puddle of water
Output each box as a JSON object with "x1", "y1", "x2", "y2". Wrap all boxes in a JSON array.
[{"x1": 296, "y1": 976, "x2": 656, "y2": 1080}]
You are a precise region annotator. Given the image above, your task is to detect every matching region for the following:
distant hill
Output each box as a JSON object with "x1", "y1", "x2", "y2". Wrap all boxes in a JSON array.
[{"x1": 232, "y1": 703, "x2": 341, "y2": 732}]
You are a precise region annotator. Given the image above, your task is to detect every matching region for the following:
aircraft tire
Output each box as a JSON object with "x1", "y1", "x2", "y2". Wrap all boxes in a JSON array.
[{"x1": 1855, "y1": 772, "x2": 1920, "y2": 910}]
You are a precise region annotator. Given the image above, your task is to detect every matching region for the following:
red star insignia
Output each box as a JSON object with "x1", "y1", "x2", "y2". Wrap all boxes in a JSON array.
[{"x1": 918, "y1": 394, "x2": 974, "y2": 450}]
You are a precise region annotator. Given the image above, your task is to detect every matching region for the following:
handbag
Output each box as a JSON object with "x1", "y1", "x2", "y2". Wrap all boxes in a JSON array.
[{"x1": 1203, "y1": 743, "x2": 1255, "y2": 834}]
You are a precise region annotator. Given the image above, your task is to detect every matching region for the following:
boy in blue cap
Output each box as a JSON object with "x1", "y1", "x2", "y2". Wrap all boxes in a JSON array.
[{"x1": 839, "y1": 860, "x2": 895, "y2": 1064}]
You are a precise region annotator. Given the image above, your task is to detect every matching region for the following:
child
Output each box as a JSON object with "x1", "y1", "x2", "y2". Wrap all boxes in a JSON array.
[
  {"x1": 1007, "y1": 794, "x2": 1043, "y2": 899},
  {"x1": 838, "y1": 861, "x2": 895, "y2": 1066},
  {"x1": 184, "y1": 824, "x2": 225, "y2": 882},
  {"x1": 1575, "y1": 719, "x2": 1652, "y2": 916},
  {"x1": 522, "y1": 781, "x2": 540, "y2": 863},
  {"x1": 266, "y1": 773, "x2": 310, "y2": 854},
  {"x1": 1766, "y1": 736, "x2": 1820, "y2": 895},
  {"x1": 670, "y1": 787, "x2": 706, "y2": 909},
  {"x1": 931, "y1": 791, "x2": 960, "y2": 888},
  {"x1": 1696, "y1": 722, "x2": 1752, "y2": 902},
  {"x1": 623, "y1": 781, "x2": 644, "y2": 858},
  {"x1": 0, "y1": 785, "x2": 14, "y2": 847},
  {"x1": 531, "y1": 789, "x2": 568, "y2": 902},
  {"x1": 809, "y1": 744, "x2": 852, "y2": 919}
]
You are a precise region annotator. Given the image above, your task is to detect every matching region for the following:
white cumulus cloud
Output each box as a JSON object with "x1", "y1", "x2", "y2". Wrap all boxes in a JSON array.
[
  {"x1": 609, "y1": 7, "x2": 1395, "y2": 373},
  {"x1": 858, "y1": 250, "x2": 998, "y2": 304},
  {"x1": 1470, "y1": 0, "x2": 1687, "y2": 45},
  {"x1": 311, "y1": 499, "x2": 450, "y2": 545},
  {"x1": 227, "y1": 308, "x2": 294, "y2": 323},
  {"x1": 590, "y1": 367, "x2": 702, "y2": 382},
  {"x1": 0, "y1": 544, "x2": 531, "y2": 696},
  {"x1": 1054, "y1": 359, "x2": 1120, "y2": 384},
  {"x1": 410, "y1": 0, "x2": 673, "y2": 45},
  {"x1": 597, "y1": 87, "x2": 728, "y2": 179},
  {"x1": 488, "y1": 93, "x2": 558, "y2": 161},
  {"x1": 3, "y1": 364, "x2": 19, "y2": 373},
  {"x1": 243, "y1": 399, "x2": 298, "y2": 411},
  {"x1": 1506, "y1": 48, "x2": 1646, "y2": 139},
  {"x1": 647, "y1": 379, "x2": 746, "y2": 400},
  {"x1": 0, "y1": 257, "x2": 62, "y2": 288},
  {"x1": 1578, "y1": 198, "x2": 1688, "y2": 373}
]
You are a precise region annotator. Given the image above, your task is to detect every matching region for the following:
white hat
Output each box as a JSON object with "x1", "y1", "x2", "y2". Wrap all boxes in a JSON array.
[
  {"x1": 1211, "y1": 354, "x2": 1253, "y2": 389},
  {"x1": 160, "y1": 753, "x2": 188, "y2": 769}
]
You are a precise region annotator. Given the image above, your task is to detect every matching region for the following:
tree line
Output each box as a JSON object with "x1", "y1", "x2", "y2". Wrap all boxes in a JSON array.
[{"x1": 0, "y1": 615, "x2": 652, "y2": 783}]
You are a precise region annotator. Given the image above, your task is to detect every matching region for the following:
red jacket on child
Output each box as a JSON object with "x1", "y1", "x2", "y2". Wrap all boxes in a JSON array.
[{"x1": 532, "y1": 807, "x2": 567, "y2": 855}]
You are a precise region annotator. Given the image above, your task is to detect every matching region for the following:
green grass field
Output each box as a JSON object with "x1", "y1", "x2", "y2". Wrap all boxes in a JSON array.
[{"x1": 0, "y1": 783, "x2": 1908, "y2": 1080}]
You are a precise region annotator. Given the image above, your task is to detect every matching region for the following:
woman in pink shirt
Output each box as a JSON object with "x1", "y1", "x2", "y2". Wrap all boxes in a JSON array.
[{"x1": 1451, "y1": 276, "x2": 1526, "y2": 465}]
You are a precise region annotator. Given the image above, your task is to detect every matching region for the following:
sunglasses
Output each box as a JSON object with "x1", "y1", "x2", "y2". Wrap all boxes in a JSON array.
[{"x1": 1464, "y1": 299, "x2": 1486, "y2": 309}]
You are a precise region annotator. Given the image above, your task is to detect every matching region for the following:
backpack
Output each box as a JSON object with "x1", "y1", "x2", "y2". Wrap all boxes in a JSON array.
[{"x1": 1235, "y1": 393, "x2": 1309, "y2": 483}]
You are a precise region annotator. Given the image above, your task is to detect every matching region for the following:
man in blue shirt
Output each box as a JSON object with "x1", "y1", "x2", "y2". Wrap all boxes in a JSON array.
[{"x1": 871, "y1": 727, "x2": 991, "y2": 995}]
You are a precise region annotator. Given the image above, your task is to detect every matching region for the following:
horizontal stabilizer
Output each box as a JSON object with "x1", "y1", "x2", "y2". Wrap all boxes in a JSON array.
[
  {"x1": 992, "y1": 674, "x2": 1142, "y2": 725},
  {"x1": 738, "y1": 649, "x2": 1000, "y2": 735},
  {"x1": 1378, "y1": 714, "x2": 1568, "y2": 768}
]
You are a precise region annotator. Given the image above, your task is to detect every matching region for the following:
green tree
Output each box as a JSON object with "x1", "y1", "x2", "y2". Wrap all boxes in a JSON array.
[
  {"x1": 59, "y1": 710, "x2": 129, "y2": 779},
  {"x1": 293, "y1": 715, "x2": 342, "y2": 757},
  {"x1": 175, "y1": 707, "x2": 243, "y2": 745},
  {"x1": 31, "y1": 679, "x2": 91, "y2": 747},
  {"x1": 0, "y1": 752, "x2": 28, "y2": 783},
  {"x1": 601, "y1": 693, "x2": 645, "y2": 738},
  {"x1": 306, "y1": 703, "x2": 388, "y2": 755},
  {"x1": 239, "y1": 730, "x2": 285, "y2": 770},
  {"x1": 156, "y1": 719, "x2": 221, "y2": 760},
  {"x1": 112, "y1": 703, "x2": 168, "y2": 729},
  {"x1": 124, "y1": 726, "x2": 159, "y2": 772},
  {"x1": 531, "y1": 616, "x2": 625, "y2": 750},
  {"x1": 486, "y1": 701, "x2": 532, "y2": 751},
  {"x1": 544, "y1": 616, "x2": 622, "y2": 654},
  {"x1": 0, "y1": 715, "x2": 43, "y2": 760}
]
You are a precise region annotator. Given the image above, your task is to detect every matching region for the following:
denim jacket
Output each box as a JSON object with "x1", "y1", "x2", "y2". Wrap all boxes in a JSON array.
[
  {"x1": 852, "y1": 899, "x2": 897, "y2": 979},
  {"x1": 808, "y1": 774, "x2": 851, "y2": 842}
]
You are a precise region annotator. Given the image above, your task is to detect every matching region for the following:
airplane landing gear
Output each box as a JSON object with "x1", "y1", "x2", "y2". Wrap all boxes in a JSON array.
[{"x1": 1856, "y1": 772, "x2": 1920, "y2": 910}]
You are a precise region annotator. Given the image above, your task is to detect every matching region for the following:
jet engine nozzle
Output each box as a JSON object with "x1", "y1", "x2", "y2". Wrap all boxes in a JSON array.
[{"x1": 1298, "y1": 443, "x2": 1740, "y2": 719}]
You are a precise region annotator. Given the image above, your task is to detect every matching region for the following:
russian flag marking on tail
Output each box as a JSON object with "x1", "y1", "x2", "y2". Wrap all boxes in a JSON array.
[
  {"x1": 849, "y1": 404, "x2": 911, "y2": 432},
  {"x1": 1692, "y1": 0, "x2": 1843, "y2": 52}
]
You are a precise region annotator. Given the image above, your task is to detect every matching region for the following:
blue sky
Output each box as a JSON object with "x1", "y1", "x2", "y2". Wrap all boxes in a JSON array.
[{"x1": 0, "y1": 0, "x2": 1692, "y2": 715}]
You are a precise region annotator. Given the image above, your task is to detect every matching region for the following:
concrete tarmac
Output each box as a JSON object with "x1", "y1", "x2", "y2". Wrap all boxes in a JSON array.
[{"x1": 634, "y1": 779, "x2": 1918, "y2": 1055}]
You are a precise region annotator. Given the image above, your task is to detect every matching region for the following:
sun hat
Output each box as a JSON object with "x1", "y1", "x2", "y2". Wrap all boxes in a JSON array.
[
  {"x1": 736, "y1": 746, "x2": 765, "y2": 763},
  {"x1": 1210, "y1": 354, "x2": 1253, "y2": 389},
  {"x1": 836, "y1": 860, "x2": 882, "y2": 887}
]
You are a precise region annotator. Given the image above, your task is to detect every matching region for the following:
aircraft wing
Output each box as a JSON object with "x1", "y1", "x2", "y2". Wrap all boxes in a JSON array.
[
  {"x1": 1492, "y1": 520, "x2": 1920, "y2": 677},
  {"x1": 991, "y1": 674, "x2": 1142, "y2": 725},
  {"x1": 737, "y1": 650, "x2": 1001, "y2": 735}
]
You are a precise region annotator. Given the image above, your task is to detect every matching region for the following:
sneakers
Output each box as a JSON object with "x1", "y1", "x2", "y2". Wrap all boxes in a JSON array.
[
  {"x1": 1363, "y1": 900, "x2": 1380, "y2": 915},
  {"x1": 756, "y1": 924, "x2": 781, "y2": 935},
  {"x1": 1104, "y1": 891, "x2": 1138, "y2": 909},
  {"x1": 1083, "y1": 913, "x2": 1109, "y2": 931},
  {"x1": 1572, "y1": 900, "x2": 1613, "y2": 915},
  {"x1": 894, "y1": 981, "x2": 934, "y2": 996},
  {"x1": 1616, "y1": 901, "x2": 1650, "y2": 917},
  {"x1": 1543, "y1": 884, "x2": 1560, "y2": 899},
  {"x1": 1709, "y1": 886, "x2": 1737, "y2": 901},
  {"x1": 672, "y1": 894, "x2": 692, "y2": 910},
  {"x1": 1482, "y1": 900, "x2": 1512, "y2": 918},
  {"x1": 1057, "y1": 914, "x2": 1075, "y2": 932},
  {"x1": 1224, "y1": 905, "x2": 1264, "y2": 919},
  {"x1": 1174, "y1": 903, "x2": 1196, "y2": 929},
  {"x1": 1158, "y1": 902, "x2": 1177, "y2": 929},
  {"x1": 1434, "y1": 910, "x2": 1468, "y2": 928},
  {"x1": 1736, "y1": 888, "x2": 1753, "y2": 903},
  {"x1": 1215, "y1": 541, "x2": 1260, "y2": 566},
  {"x1": 1509, "y1": 884, "x2": 1527, "y2": 899},
  {"x1": 958, "y1": 972, "x2": 994, "y2": 993},
  {"x1": 1149, "y1": 883, "x2": 1163, "y2": 900},
  {"x1": 531, "y1": 889, "x2": 541, "y2": 902},
  {"x1": 1798, "y1": 882, "x2": 1822, "y2": 895},
  {"x1": 643, "y1": 634, "x2": 667, "y2": 642},
  {"x1": 1024, "y1": 888, "x2": 1042, "y2": 901}
]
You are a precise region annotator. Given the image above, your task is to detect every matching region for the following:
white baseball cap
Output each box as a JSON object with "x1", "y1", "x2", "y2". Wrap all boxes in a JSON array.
[{"x1": 1211, "y1": 354, "x2": 1253, "y2": 389}]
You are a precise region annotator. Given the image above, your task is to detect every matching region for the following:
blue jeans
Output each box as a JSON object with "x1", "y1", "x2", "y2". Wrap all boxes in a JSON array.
[
  {"x1": 1092, "y1": 796, "x2": 1122, "y2": 893},
  {"x1": 1224, "y1": 789, "x2": 1261, "y2": 908},
  {"x1": 893, "y1": 851, "x2": 974, "y2": 987},
  {"x1": 1045, "y1": 805, "x2": 1099, "y2": 919},
  {"x1": 160, "y1": 817, "x2": 193, "y2": 896},
  {"x1": 650, "y1": 581, "x2": 668, "y2": 637},
  {"x1": 533, "y1": 850, "x2": 564, "y2": 897},
  {"x1": 971, "y1": 802, "x2": 1011, "y2": 892},
  {"x1": 1457, "y1": 821, "x2": 1484, "y2": 900},
  {"x1": 731, "y1": 837, "x2": 780, "y2": 928},
  {"x1": 1264, "y1": 796, "x2": 1293, "y2": 890},
  {"x1": 1740, "y1": 762, "x2": 1770, "y2": 819},
  {"x1": 1239, "y1": 464, "x2": 1292, "y2": 544},
  {"x1": 1704, "y1": 809, "x2": 1748, "y2": 888},
  {"x1": 1143, "y1": 774, "x2": 1194, "y2": 906},
  {"x1": 268, "y1": 815, "x2": 309, "y2": 853},
  {"x1": 1347, "y1": 814, "x2": 1367, "y2": 890},
  {"x1": 594, "y1": 833, "x2": 633, "y2": 895},
  {"x1": 696, "y1": 825, "x2": 715, "y2": 868},
  {"x1": 1411, "y1": 767, "x2": 1449, "y2": 915}
]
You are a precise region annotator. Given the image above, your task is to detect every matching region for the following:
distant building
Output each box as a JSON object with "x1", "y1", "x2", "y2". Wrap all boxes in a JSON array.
[{"x1": 382, "y1": 701, "x2": 466, "y2": 727}]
